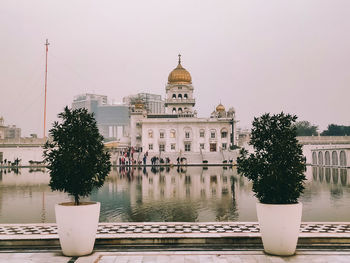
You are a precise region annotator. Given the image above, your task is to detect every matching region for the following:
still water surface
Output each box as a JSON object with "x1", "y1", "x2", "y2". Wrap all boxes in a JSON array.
[{"x1": 0, "y1": 166, "x2": 349, "y2": 223}]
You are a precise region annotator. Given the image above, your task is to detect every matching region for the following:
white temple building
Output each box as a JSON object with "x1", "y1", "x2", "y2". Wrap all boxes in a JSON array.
[{"x1": 129, "y1": 55, "x2": 237, "y2": 155}]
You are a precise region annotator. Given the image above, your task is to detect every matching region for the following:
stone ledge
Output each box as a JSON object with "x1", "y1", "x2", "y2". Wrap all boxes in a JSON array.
[{"x1": 1, "y1": 222, "x2": 350, "y2": 250}]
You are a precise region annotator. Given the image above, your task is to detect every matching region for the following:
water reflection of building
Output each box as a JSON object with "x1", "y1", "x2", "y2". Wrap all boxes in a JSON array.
[
  {"x1": 143, "y1": 167, "x2": 234, "y2": 201},
  {"x1": 98, "y1": 166, "x2": 239, "y2": 221},
  {"x1": 0, "y1": 169, "x2": 69, "y2": 223},
  {"x1": 312, "y1": 167, "x2": 349, "y2": 186},
  {"x1": 104, "y1": 166, "x2": 236, "y2": 201}
]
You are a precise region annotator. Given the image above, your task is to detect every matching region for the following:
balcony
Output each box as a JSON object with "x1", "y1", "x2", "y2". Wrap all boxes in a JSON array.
[{"x1": 165, "y1": 98, "x2": 195, "y2": 105}]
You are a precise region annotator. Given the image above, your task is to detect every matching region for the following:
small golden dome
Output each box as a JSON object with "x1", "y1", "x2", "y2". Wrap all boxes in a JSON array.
[
  {"x1": 168, "y1": 55, "x2": 192, "y2": 84},
  {"x1": 216, "y1": 103, "x2": 225, "y2": 112},
  {"x1": 134, "y1": 99, "x2": 144, "y2": 110}
]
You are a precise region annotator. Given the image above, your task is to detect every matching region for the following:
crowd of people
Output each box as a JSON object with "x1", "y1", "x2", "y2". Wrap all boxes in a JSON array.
[{"x1": 118, "y1": 147, "x2": 179, "y2": 167}]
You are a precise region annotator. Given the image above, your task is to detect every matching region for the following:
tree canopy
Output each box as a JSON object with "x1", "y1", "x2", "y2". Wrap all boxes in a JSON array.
[
  {"x1": 321, "y1": 124, "x2": 350, "y2": 136},
  {"x1": 237, "y1": 112, "x2": 306, "y2": 204},
  {"x1": 43, "y1": 106, "x2": 111, "y2": 205},
  {"x1": 294, "y1": 121, "x2": 318, "y2": 136}
]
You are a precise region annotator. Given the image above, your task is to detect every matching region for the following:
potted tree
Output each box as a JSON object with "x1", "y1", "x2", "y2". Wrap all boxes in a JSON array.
[
  {"x1": 43, "y1": 107, "x2": 111, "y2": 256},
  {"x1": 237, "y1": 112, "x2": 306, "y2": 256}
]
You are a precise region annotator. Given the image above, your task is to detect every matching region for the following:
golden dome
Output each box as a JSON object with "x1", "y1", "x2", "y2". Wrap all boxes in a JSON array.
[
  {"x1": 216, "y1": 103, "x2": 225, "y2": 112},
  {"x1": 134, "y1": 99, "x2": 144, "y2": 110},
  {"x1": 168, "y1": 55, "x2": 192, "y2": 84}
]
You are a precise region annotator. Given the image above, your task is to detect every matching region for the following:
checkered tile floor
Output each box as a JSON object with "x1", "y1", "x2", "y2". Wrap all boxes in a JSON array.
[{"x1": 1, "y1": 223, "x2": 350, "y2": 236}]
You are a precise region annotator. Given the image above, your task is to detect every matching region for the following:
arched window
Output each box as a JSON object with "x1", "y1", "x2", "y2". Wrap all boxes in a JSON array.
[
  {"x1": 184, "y1": 94, "x2": 188, "y2": 99},
  {"x1": 178, "y1": 108, "x2": 183, "y2": 113},
  {"x1": 340, "y1": 151, "x2": 347, "y2": 166},
  {"x1": 210, "y1": 129, "x2": 217, "y2": 139},
  {"x1": 178, "y1": 94, "x2": 182, "y2": 99},
  {"x1": 172, "y1": 94, "x2": 176, "y2": 99},
  {"x1": 221, "y1": 128, "x2": 228, "y2": 138},
  {"x1": 325, "y1": 151, "x2": 330, "y2": 165},
  {"x1": 172, "y1": 108, "x2": 177, "y2": 114},
  {"x1": 159, "y1": 129, "x2": 165, "y2": 139},
  {"x1": 332, "y1": 151, "x2": 338, "y2": 166},
  {"x1": 312, "y1": 152, "x2": 317, "y2": 165},
  {"x1": 148, "y1": 130, "x2": 153, "y2": 138},
  {"x1": 318, "y1": 152, "x2": 323, "y2": 165},
  {"x1": 184, "y1": 127, "x2": 192, "y2": 140}
]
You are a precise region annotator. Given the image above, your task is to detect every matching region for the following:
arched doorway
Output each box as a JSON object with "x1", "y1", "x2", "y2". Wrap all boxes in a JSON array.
[
  {"x1": 340, "y1": 151, "x2": 347, "y2": 167},
  {"x1": 318, "y1": 152, "x2": 323, "y2": 165}
]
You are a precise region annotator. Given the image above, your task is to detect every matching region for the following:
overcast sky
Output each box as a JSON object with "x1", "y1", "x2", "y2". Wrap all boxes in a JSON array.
[{"x1": 1, "y1": 0, "x2": 349, "y2": 137}]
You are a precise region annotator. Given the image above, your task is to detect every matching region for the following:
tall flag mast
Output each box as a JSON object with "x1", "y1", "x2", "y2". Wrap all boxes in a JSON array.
[{"x1": 43, "y1": 39, "x2": 49, "y2": 138}]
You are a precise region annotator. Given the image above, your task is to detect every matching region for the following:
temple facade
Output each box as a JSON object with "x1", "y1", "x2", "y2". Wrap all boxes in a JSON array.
[{"x1": 129, "y1": 55, "x2": 236, "y2": 154}]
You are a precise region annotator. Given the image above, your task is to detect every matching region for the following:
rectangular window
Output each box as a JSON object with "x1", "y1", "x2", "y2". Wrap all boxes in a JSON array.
[
  {"x1": 160, "y1": 132, "x2": 164, "y2": 138},
  {"x1": 221, "y1": 132, "x2": 227, "y2": 138},
  {"x1": 200, "y1": 130, "x2": 205, "y2": 137},
  {"x1": 159, "y1": 144, "x2": 165, "y2": 152},
  {"x1": 185, "y1": 132, "x2": 190, "y2": 139},
  {"x1": 148, "y1": 131, "x2": 153, "y2": 138},
  {"x1": 149, "y1": 144, "x2": 153, "y2": 150},
  {"x1": 170, "y1": 130, "x2": 176, "y2": 138},
  {"x1": 185, "y1": 143, "x2": 191, "y2": 152},
  {"x1": 200, "y1": 143, "x2": 205, "y2": 150},
  {"x1": 222, "y1": 143, "x2": 227, "y2": 150},
  {"x1": 211, "y1": 132, "x2": 216, "y2": 139},
  {"x1": 171, "y1": 143, "x2": 176, "y2": 150}
]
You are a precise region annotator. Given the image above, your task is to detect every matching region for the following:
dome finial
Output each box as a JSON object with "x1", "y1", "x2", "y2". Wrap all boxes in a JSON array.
[{"x1": 178, "y1": 54, "x2": 181, "y2": 64}]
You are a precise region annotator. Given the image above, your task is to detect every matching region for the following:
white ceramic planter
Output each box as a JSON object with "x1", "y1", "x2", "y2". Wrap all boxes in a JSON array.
[
  {"x1": 256, "y1": 202, "x2": 302, "y2": 256},
  {"x1": 55, "y1": 202, "x2": 100, "y2": 256}
]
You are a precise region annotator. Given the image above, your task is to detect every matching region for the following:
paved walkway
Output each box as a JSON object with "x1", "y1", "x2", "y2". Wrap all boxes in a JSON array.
[{"x1": 1, "y1": 250, "x2": 350, "y2": 263}]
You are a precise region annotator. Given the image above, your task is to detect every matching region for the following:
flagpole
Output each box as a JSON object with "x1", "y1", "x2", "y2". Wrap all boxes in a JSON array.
[{"x1": 43, "y1": 39, "x2": 49, "y2": 138}]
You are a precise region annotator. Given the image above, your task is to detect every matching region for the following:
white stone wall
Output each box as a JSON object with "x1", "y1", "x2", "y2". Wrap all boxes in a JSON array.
[{"x1": 140, "y1": 118, "x2": 232, "y2": 153}]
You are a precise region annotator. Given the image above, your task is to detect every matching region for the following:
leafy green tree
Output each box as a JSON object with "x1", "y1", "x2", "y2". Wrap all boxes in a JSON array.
[
  {"x1": 294, "y1": 121, "x2": 318, "y2": 136},
  {"x1": 43, "y1": 107, "x2": 111, "y2": 205},
  {"x1": 321, "y1": 124, "x2": 350, "y2": 136},
  {"x1": 237, "y1": 112, "x2": 306, "y2": 204}
]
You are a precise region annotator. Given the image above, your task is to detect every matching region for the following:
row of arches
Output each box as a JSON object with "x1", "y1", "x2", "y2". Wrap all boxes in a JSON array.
[
  {"x1": 172, "y1": 107, "x2": 190, "y2": 114},
  {"x1": 312, "y1": 150, "x2": 347, "y2": 167},
  {"x1": 172, "y1": 93, "x2": 189, "y2": 100}
]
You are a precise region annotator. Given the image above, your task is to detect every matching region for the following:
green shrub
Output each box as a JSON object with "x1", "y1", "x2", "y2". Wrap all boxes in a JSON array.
[
  {"x1": 43, "y1": 107, "x2": 111, "y2": 205},
  {"x1": 237, "y1": 112, "x2": 306, "y2": 204}
]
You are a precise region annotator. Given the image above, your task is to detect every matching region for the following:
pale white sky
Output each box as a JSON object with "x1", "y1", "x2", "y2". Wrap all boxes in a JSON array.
[{"x1": 1, "y1": 0, "x2": 349, "y2": 137}]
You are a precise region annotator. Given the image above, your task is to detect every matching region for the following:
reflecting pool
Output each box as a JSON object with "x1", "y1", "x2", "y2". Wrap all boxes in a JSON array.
[{"x1": 0, "y1": 166, "x2": 349, "y2": 223}]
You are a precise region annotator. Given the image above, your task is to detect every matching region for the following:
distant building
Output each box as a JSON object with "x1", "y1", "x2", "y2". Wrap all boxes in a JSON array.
[
  {"x1": 71, "y1": 93, "x2": 108, "y2": 112},
  {"x1": 72, "y1": 94, "x2": 129, "y2": 141},
  {"x1": 0, "y1": 117, "x2": 21, "y2": 139},
  {"x1": 123, "y1": 93, "x2": 164, "y2": 114}
]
